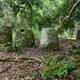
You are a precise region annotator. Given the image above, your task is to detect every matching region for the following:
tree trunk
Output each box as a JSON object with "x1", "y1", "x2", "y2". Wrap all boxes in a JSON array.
[
  {"x1": 76, "y1": 27, "x2": 80, "y2": 40},
  {"x1": 38, "y1": 26, "x2": 41, "y2": 31},
  {"x1": 29, "y1": 5, "x2": 33, "y2": 30}
]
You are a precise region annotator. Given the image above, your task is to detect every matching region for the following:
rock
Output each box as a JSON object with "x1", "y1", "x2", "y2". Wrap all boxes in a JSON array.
[
  {"x1": 0, "y1": 27, "x2": 12, "y2": 44},
  {"x1": 71, "y1": 68, "x2": 80, "y2": 80},
  {"x1": 40, "y1": 28, "x2": 59, "y2": 51},
  {"x1": 15, "y1": 29, "x2": 35, "y2": 46}
]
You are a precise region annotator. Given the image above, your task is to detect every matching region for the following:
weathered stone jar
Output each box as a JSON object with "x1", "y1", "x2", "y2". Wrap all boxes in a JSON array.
[
  {"x1": 40, "y1": 28, "x2": 59, "y2": 51},
  {"x1": 0, "y1": 26, "x2": 12, "y2": 43}
]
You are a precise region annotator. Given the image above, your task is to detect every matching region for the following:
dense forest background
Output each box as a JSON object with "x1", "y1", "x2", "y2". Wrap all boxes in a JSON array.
[
  {"x1": 0, "y1": 0, "x2": 80, "y2": 39},
  {"x1": 0, "y1": 0, "x2": 80, "y2": 80}
]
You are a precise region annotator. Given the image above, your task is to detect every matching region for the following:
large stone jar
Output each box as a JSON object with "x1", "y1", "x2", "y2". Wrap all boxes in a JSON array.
[
  {"x1": 40, "y1": 28, "x2": 59, "y2": 51},
  {"x1": 0, "y1": 27, "x2": 12, "y2": 43}
]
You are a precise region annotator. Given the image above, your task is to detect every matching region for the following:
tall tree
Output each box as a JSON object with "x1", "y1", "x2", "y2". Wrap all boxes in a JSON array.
[
  {"x1": 62, "y1": 0, "x2": 80, "y2": 39},
  {"x1": 5, "y1": 0, "x2": 43, "y2": 29}
]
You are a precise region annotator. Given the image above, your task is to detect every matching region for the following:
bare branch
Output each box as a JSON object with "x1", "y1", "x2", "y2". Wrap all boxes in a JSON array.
[{"x1": 62, "y1": 0, "x2": 80, "y2": 23}]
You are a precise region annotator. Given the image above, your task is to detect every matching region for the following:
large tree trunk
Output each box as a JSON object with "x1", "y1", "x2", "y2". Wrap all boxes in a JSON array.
[{"x1": 29, "y1": 5, "x2": 33, "y2": 30}]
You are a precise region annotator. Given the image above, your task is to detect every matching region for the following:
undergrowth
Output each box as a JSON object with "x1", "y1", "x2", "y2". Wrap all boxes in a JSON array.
[
  {"x1": 0, "y1": 40, "x2": 22, "y2": 52},
  {"x1": 18, "y1": 55, "x2": 76, "y2": 79}
]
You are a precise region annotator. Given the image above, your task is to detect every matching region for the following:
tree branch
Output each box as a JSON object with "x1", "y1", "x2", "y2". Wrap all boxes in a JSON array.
[{"x1": 62, "y1": 0, "x2": 80, "y2": 23}]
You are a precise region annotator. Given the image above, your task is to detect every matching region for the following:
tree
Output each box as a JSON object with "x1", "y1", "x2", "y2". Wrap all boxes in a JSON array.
[
  {"x1": 62, "y1": 0, "x2": 80, "y2": 22},
  {"x1": 5, "y1": 0, "x2": 43, "y2": 30},
  {"x1": 62, "y1": 0, "x2": 80, "y2": 39}
]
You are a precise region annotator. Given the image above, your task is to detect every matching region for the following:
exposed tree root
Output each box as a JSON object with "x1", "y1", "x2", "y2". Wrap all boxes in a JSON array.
[
  {"x1": 0, "y1": 58, "x2": 22, "y2": 62},
  {"x1": 0, "y1": 57, "x2": 43, "y2": 63}
]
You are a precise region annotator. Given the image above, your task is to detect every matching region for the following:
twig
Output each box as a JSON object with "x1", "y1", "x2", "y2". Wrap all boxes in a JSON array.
[{"x1": 0, "y1": 66, "x2": 11, "y2": 74}]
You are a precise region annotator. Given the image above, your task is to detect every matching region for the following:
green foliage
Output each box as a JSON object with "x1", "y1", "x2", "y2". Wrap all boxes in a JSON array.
[
  {"x1": 45, "y1": 55, "x2": 64, "y2": 65},
  {"x1": 12, "y1": 39, "x2": 22, "y2": 52},
  {"x1": 68, "y1": 45, "x2": 80, "y2": 55},
  {"x1": 18, "y1": 72, "x2": 31, "y2": 78},
  {"x1": 1, "y1": 42, "x2": 12, "y2": 52},
  {"x1": 72, "y1": 55, "x2": 80, "y2": 62},
  {"x1": 40, "y1": 55, "x2": 76, "y2": 79},
  {"x1": 71, "y1": 68, "x2": 80, "y2": 80},
  {"x1": 30, "y1": 72, "x2": 38, "y2": 79},
  {"x1": 0, "y1": 40, "x2": 22, "y2": 52},
  {"x1": 1, "y1": 0, "x2": 79, "y2": 37},
  {"x1": 39, "y1": 45, "x2": 47, "y2": 50},
  {"x1": 19, "y1": 72, "x2": 38, "y2": 79}
]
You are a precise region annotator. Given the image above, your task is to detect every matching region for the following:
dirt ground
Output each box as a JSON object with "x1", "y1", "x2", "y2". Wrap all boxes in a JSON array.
[{"x1": 0, "y1": 38, "x2": 80, "y2": 80}]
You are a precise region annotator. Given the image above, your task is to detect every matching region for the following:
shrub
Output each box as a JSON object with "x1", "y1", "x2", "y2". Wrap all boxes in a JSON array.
[
  {"x1": 71, "y1": 68, "x2": 80, "y2": 80},
  {"x1": 0, "y1": 40, "x2": 22, "y2": 52},
  {"x1": 1, "y1": 42, "x2": 12, "y2": 52},
  {"x1": 39, "y1": 45, "x2": 47, "y2": 50},
  {"x1": 12, "y1": 39, "x2": 22, "y2": 52},
  {"x1": 19, "y1": 72, "x2": 38, "y2": 79},
  {"x1": 72, "y1": 55, "x2": 80, "y2": 62},
  {"x1": 68, "y1": 45, "x2": 80, "y2": 55},
  {"x1": 40, "y1": 56, "x2": 76, "y2": 79}
]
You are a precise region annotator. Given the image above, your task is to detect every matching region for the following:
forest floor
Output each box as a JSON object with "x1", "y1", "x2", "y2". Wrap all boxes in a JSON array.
[{"x1": 0, "y1": 38, "x2": 80, "y2": 80}]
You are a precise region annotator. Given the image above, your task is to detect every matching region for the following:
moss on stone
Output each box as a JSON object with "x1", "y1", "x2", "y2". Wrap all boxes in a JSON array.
[
  {"x1": 47, "y1": 42, "x2": 59, "y2": 51},
  {"x1": 39, "y1": 42, "x2": 59, "y2": 51},
  {"x1": 15, "y1": 29, "x2": 35, "y2": 46},
  {"x1": 0, "y1": 27, "x2": 12, "y2": 43}
]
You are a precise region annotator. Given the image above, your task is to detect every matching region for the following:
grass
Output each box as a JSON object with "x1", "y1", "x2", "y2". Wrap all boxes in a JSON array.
[{"x1": 59, "y1": 32, "x2": 76, "y2": 39}]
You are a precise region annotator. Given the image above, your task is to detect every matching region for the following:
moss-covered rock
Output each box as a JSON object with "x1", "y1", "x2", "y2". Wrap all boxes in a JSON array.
[
  {"x1": 15, "y1": 29, "x2": 35, "y2": 46},
  {"x1": 0, "y1": 27, "x2": 12, "y2": 43},
  {"x1": 47, "y1": 42, "x2": 59, "y2": 51},
  {"x1": 40, "y1": 28, "x2": 59, "y2": 51},
  {"x1": 71, "y1": 69, "x2": 80, "y2": 80}
]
